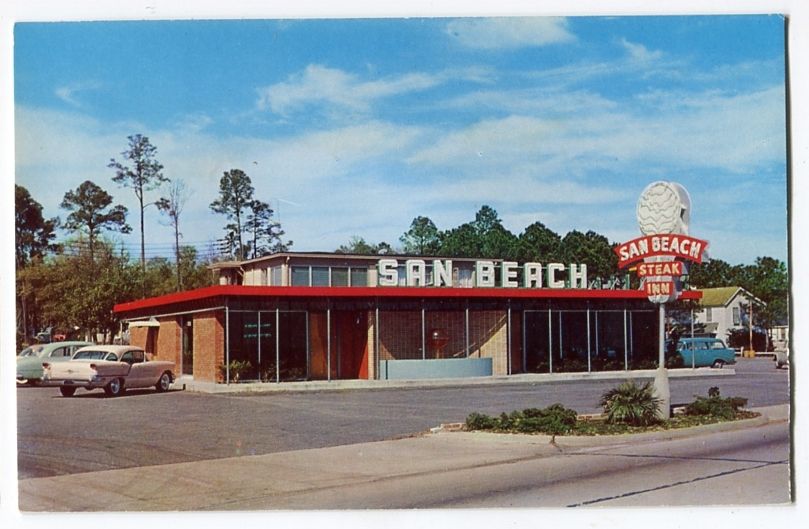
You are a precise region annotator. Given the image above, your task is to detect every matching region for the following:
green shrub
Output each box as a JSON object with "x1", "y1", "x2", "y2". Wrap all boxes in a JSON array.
[
  {"x1": 465, "y1": 404, "x2": 579, "y2": 435},
  {"x1": 517, "y1": 403, "x2": 578, "y2": 434},
  {"x1": 684, "y1": 388, "x2": 748, "y2": 420},
  {"x1": 600, "y1": 380, "x2": 662, "y2": 426},
  {"x1": 554, "y1": 358, "x2": 588, "y2": 373},
  {"x1": 219, "y1": 360, "x2": 252, "y2": 382},
  {"x1": 630, "y1": 358, "x2": 658, "y2": 370},
  {"x1": 665, "y1": 354, "x2": 684, "y2": 368},
  {"x1": 466, "y1": 412, "x2": 497, "y2": 430}
]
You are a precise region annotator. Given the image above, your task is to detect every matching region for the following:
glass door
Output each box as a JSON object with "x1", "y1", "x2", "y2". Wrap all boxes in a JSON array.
[{"x1": 182, "y1": 316, "x2": 193, "y2": 376}]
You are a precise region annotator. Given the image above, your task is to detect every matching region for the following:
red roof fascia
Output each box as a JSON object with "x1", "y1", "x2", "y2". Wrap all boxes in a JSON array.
[{"x1": 114, "y1": 285, "x2": 702, "y2": 314}]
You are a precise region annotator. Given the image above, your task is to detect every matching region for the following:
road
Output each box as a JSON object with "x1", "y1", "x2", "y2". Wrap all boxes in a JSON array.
[
  {"x1": 17, "y1": 357, "x2": 789, "y2": 479},
  {"x1": 436, "y1": 423, "x2": 790, "y2": 508},
  {"x1": 18, "y1": 417, "x2": 790, "y2": 511},
  {"x1": 243, "y1": 422, "x2": 790, "y2": 509}
]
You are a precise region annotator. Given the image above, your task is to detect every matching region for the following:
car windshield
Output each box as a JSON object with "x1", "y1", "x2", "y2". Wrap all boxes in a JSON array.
[
  {"x1": 18, "y1": 345, "x2": 45, "y2": 357},
  {"x1": 73, "y1": 350, "x2": 114, "y2": 360}
]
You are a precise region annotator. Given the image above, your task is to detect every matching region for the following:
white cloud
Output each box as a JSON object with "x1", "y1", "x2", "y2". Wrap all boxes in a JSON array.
[
  {"x1": 446, "y1": 88, "x2": 618, "y2": 118},
  {"x1": 620, "y1": 38, "x2": 663, "y2": 63},
  {"x1": 445, "y1": 17, "x2": 575, "y2": 50},
  {"x1": 14, "y1": 105, "x2": 428, "y2": 253},
  {"x1": 407, "y1": 85, "x2": 786, "y2": 176},
  {"x1": 256, "y1": 65, "x2": 443, "y2": 117},
  {"x1": 54, "y1": 81, "x2": 103, "y2": 107}
]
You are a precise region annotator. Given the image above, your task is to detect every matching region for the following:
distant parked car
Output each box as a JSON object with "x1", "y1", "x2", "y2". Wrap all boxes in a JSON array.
[
  {"x1": 41, "y1": 345, "x2": 175, "y2": 397},
  {"x1": 672, "y1": 337, "x2": 737, "y2": 368},
  {"x1": 774, "y1": 349, "x2": 789, "y2": 369},
  {"x1": 16, "y1": 341, "x2": 93, "y2": 385}
]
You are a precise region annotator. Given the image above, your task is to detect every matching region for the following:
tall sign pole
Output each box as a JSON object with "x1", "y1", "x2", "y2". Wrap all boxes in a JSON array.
[{"x1": 615, "y1": 181, "x2": 709, "y2": 420}]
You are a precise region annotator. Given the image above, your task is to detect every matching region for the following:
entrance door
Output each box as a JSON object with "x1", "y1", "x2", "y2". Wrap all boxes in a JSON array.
[
  {"x1": 335, "y1": 311, "x2": 369, "y2": 379},
  {"x1": 181, "y1": 316, "x2": 193, "y2": 376}
]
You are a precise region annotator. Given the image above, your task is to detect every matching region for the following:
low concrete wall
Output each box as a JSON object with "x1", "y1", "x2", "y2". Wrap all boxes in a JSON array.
[{"x1": 379, "y1": 357, "x2": 493, "y2": 380}]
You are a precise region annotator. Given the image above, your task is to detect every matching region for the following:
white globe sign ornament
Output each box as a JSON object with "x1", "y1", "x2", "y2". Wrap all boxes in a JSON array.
[
  {"x1": 636, "y1": 181, "x2": 691, "y2": 304},
  {"x1": 636, "y1": 181, "x2": 691, "y2": 237}
]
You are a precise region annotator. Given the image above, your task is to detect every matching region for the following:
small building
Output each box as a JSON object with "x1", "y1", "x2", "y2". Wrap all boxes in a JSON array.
[
  {"x1": 113, "y1": 252, "x2": 701, "y2": 385},
  {"x1": 692, "y1": 286, "x2": 765, "y2": 342}
]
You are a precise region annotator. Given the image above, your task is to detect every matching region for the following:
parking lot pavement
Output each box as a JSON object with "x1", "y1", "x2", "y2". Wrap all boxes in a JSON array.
[{"x1": 17, "y1": 357, "x2": 789, "y2": 479}]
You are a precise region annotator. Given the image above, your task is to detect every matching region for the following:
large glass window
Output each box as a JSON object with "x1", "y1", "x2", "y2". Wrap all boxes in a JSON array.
[
  {"x1": 524, "y1": 311, "x2": 551, "y2": 372},
  {"x1": 227, "y1": 312, "x2": 260, "y2": 380},
  {"x1": 226, "y1": 311, "x2": 308, "y2": 382},
  {"x1": 332, "y1": 267, "x2": 349, "y2": 286},
  {"x1": 271, "y1": 266, "x2": 283, "y2": 286},
  {"x1": 312, "y1": 267, "x2": 330, "y2": 286},
  {"x1": 291, "y1": 266, "x2": 310, "y2": 286},
  {"x1": 351, "y1": 267, "x2": 368, "y2": 287}
]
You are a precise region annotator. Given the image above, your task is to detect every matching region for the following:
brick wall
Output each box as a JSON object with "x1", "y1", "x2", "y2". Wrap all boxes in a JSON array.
[
  {"x1": 155, "y1": 318, "x2": 181, "y2": 367},
  {"x1": 129, "y1": 327, "x2": 148, "y2": 349},
  {"x1": 194, "y1": 311, "x2": 225, "y2": 383},
  {"x1": 468, "y1": 311, "x2": 509, "y2": 375}
]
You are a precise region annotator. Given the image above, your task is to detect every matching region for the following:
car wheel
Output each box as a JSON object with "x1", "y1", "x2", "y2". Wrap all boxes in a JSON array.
[
  {"x1": 155, "y1": 372, "x2": 171, "y2": 393},
  {"x1": 104, "y1": 378, "x2": 125, "y2": 397},
  {"x1": 712, "y1": 359, "x2": 726, "y2": 369},
  {"x1": 59, "y1": 386, "x2": 76, "y2": 397}
]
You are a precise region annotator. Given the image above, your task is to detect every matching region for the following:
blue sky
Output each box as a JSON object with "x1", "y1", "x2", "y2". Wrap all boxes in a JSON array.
[{"x1": 14, "y1": 15, "x2": 788, "y2": 264}]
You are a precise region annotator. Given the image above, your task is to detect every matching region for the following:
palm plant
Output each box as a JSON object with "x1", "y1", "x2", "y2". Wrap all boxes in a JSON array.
[{"x1": 600, "y1": 380, "x2": 662, "y2": 426}]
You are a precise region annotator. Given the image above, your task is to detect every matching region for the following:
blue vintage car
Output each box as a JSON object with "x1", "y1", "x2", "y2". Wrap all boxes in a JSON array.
[
  {"x1": 674, "y1": 337, "x2": 737, "y2": 368},
  {"x1": 16, "y1": 341, "x2": 93, "y2": 384}
]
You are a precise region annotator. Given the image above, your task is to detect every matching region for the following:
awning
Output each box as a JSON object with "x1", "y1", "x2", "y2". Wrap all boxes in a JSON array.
[{"x1": 127, "y1": 320, "x2": 160, "y2": 328}]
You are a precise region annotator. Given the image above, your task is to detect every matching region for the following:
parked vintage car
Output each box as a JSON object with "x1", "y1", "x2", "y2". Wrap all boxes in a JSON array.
[
  {"x1": 17, "y1": 341, "x2": 93, "y2": 384},
  {"x1": 673, "y1": 337, "x2": 737, "y2": 368},
  {"x1": 41, "y1": 345, "x2": 175, "y2": 397}
]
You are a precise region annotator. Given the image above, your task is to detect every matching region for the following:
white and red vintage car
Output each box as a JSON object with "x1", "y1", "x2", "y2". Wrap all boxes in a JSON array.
[{"x1": 42, "y1": 345, "x2": 175, "y2": 397}]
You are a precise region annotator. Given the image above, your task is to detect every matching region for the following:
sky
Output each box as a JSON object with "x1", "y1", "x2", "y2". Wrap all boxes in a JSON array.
[{"x1": 13, "y1": 15, "x2": 788, "y2": 265}]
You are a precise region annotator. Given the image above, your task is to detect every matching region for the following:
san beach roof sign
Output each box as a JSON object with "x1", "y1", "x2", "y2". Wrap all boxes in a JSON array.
[{"x1": 377, "y1": 259, "x2": 589, "y2": 289}]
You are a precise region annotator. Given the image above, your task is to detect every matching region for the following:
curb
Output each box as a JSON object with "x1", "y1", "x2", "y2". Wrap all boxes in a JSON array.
[{"x1": 173, "y1": 366, "x2": 735, "y2": 395}]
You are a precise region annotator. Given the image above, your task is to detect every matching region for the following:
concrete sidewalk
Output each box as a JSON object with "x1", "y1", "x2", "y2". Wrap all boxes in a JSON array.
[
  {"x1": 176, "y1": 366, "x2": 735, "y2": 394},
  {"x1": 17, "y1": 404, "x2": 788, "y2": 512}
]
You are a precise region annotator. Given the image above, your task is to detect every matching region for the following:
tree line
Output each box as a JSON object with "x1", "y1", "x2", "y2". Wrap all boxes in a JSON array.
[
  {"x1": 338, "y1": 205, "x2": 622, "y2": 282},
  {"x1": 15, "y1": 134, "x2": 290, "y2": 345},
  {"x1": 337, "y1": 205, "x2": 789, "y2": 331},
  {"x1": 15, "y1": 133, "x2": 787, "y2": 346}
]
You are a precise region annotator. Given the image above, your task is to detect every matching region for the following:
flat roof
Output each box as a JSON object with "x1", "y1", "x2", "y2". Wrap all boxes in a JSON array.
[{"x1": 114, "y1": 285, "x2": 702, "y2": 315}]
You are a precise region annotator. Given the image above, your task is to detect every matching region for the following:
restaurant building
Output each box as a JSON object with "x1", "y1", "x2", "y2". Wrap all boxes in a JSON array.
[{"x1": 113, "y1": 252, "x2": 701, "y2": 384}]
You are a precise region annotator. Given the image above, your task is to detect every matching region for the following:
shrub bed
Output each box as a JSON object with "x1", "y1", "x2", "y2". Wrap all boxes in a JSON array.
[{"x1": 464, "y1": 386, "x2": 757, "y2": 436}]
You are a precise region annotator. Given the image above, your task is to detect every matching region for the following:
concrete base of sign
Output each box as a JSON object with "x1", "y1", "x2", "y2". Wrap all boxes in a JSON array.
[{"x1": 653, "y1": 367, "x2": 671, "y2": 420}]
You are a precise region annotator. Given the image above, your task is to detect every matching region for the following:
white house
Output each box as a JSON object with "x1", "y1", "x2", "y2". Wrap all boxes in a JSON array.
[{"x1": 692, "y1": 286, "x2": 766, "y2": 345}]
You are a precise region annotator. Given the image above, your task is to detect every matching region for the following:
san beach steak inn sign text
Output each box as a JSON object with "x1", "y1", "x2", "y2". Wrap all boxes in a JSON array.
[
  {"x1": 615, "y1": 234, "x2": 708, "y2": 299},
  {"x1": 376, "y1": 259, "x2": 589, "y2": 289}
]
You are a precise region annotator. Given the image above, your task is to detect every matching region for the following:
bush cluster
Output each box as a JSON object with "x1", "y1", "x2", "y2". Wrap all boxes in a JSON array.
[
  {"x1": 466, "y1": 403, "x2": 578, "y2": 435},
  {"x1": 599, "y1": 380, "x2": 661, "y2": 426},
  {"x1": 465, "y1": 384, "x2": 751, "y2": 437},
  {"x1": 683, "y1": 386, "x2": 748, "y2": 420}
]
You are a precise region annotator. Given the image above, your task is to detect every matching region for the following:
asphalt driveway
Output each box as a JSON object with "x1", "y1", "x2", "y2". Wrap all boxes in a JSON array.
[{"x1": 17, "y1": 357, "x2": 789, "y2": 479}]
